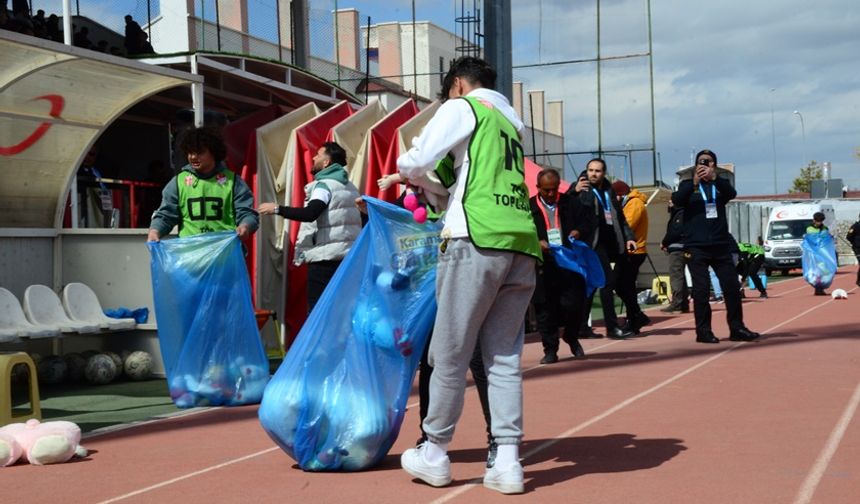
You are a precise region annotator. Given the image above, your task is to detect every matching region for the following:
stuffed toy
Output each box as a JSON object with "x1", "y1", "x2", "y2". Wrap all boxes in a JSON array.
[
  {"x1": 0, "y1": 419, "x2": 87, "y2": 466},
  {"x1": 403, "y1": 191, "x2": 428, "y2": 223},
  {"x1": 831, "y1": 288, "x2": 848, "y2": 300},
  {"x1": 170, "y1": 359, "x2": 271, "y2": 408},
  {"x1": 227, "y1": 357, "x2": 269, "y2": 405}
]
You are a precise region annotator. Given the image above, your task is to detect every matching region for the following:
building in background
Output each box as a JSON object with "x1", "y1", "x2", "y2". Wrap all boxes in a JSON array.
[{"x1": 336, "y1": 9, "x2": 565, "y2": 173}]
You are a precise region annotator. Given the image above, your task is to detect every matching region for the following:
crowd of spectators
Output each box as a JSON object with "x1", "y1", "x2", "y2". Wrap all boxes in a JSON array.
[{"x1": 1, "y1": 2, "x2": 154, "y2": 56}]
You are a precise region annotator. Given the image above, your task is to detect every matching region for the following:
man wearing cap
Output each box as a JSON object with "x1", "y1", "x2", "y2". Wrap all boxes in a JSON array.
[{"x1": 672, "y1": 149, "x2": 759, "y2": 343}]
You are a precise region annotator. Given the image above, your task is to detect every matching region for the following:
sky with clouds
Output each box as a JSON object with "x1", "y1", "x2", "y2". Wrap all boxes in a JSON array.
[
  {"x1": 332, "y1": 0, "x2": 860, "y2": 194},
  {"x1": 34, "y1": 0, "x2": 859, "y2": 194}
]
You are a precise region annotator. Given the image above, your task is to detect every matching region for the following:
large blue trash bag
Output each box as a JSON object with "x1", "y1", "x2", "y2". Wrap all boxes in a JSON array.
[
  {"x1": 148, "y1": 231, "x2": 269, "y2": 408},
  {"x1": 801, "y1": 232, "x2": 838, "y2": 289},
  {"x1": 258, "y1": 198, "x2": 442, "y2": 471},
  {"x1": 550, "y1": 240, "x2": 606, "y2": 296}
]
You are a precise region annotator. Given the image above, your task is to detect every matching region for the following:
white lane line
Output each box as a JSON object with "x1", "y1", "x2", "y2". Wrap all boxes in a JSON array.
[
  {"x1": 793, "y1": 286, "x2": 860, "y2": 504},
  {"x1": 404, "y1": 314, "x2": 699, "y2": 410},
  {"x1": 91, "y1": 283, "x2": 856, "y2": 503},
  {"x1": 84, "y1": 407, "x2": 222, "y2": 440},
  {"x1": 95, "y1": 447, "x2": 280, "y2": 504},
  {"x1": 793, "y1": 379, "x2": 860, "y2": 504},
  {"x1": 429, "y1": 296, "x2": 839, "y2": 503}
]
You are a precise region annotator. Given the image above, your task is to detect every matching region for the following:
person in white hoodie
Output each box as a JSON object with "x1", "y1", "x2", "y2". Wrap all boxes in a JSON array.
[{"x1": 397, "y1": 56, "x2": 540, "y2": 495}]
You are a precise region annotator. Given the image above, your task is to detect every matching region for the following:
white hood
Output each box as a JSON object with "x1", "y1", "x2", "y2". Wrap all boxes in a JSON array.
[{"x1": 467, "y1": 88, "x2": 524, "y2": 133}]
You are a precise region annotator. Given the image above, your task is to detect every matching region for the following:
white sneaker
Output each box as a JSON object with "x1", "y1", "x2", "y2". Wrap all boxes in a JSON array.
[
  {"x1": 401, "y1": 445, "x2": 452, "y2": 487},
  {"x1": 483, "y1": 461, "x2": 525, "y2": 494}
]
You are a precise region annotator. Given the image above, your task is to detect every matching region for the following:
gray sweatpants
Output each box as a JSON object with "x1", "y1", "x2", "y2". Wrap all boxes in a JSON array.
[{"x1": 423, "y1": 238, "x2": 536, "y2": 446}]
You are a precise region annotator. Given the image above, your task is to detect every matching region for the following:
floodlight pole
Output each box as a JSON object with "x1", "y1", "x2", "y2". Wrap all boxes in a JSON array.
[
  {"x1": 770, "y1": 88, "x2": 777, "y2": 193},
  {"x1": 793, "y1": 110, "x2": 806, "y2": 169}
]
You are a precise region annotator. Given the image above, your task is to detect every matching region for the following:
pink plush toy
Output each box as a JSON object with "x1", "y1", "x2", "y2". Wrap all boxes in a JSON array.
[
  {"x1": 403, "y1": 192, "x2": 428, "y2": 223},
  {"x1": 0, "y1": 419, "x2": 87, "y2": 466}
]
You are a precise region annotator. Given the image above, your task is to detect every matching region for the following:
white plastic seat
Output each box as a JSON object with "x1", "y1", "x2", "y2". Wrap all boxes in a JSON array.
[
  {"x1": 62, "y1": 282, "x2": 136, "y2": 331},
  {"x1": 0, "y1": 287, "x2": 61, "y2": 340},
  {"x1": 22, "y1": 285, "x2": 100, "y2": 334}
]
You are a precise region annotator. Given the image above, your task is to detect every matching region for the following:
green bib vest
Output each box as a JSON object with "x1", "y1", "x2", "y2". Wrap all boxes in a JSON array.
[
  {"x1": 435, "y1": 96, "x2": 540, "y2": 259},
  {"x1": 738, "y1": 242, "x2": 765, "y2": 256},
  {"x1": 176, "y1": 169, "x2": 237, "y2": 237}
]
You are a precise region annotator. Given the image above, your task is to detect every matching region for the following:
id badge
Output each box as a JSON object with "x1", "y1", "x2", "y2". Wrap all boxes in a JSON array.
[
  {"x1": 705, "y1": 202, "x2": 718, "y2": 219},
  {"x1": 603, "y1": 210, "x2": 613, "y2": 225},
  {"x1": 98, "y1": 189, "x2": 113, "y2": 211},
  {"x1": 547, "y1": 228, "x2": 562, "y2": 246}
]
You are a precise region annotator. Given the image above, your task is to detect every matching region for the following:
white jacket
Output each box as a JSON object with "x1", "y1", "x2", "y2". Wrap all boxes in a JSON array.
[{"x1": 397, "y1": 88, "x2": 524, "y2": 239}]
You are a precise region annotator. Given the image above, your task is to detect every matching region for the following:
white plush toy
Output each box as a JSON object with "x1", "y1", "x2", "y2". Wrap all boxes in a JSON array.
[
  {"x1": 0, "y1": 419, "x2": 87, "y2": 466},
  {"x1": 831, "y1": 288, "x2": 848, "y2": 300}
]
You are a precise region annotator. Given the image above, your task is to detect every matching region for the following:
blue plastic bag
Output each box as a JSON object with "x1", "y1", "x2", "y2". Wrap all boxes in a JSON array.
[
  {"x1": 550, "y1": 240, "x2": 606, "y2": 296},
  {"x1": 258, "y1": 198, "x2": 441, "y2": 471},
  {"x1": 104, "y1": 307, "x2": 149, "y2": 323},
  {"x1": 801, "y1": 232, "x2": 837, "y2": 289},
  {"x1": 148, "y1": 231, "x2": 269, "y2": 408}
]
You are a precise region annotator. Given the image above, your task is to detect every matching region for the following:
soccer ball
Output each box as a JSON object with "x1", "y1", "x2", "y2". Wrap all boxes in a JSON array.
[
  {"x1": 37, "y1": 355, "x2": 68, "y2": 385},
  {"x1": 84, "y1": 354, "x2": 117, "y2": 385},
  {"x1": 124, "y1": 351, "x2": 154, "y2": 381},
  {"x1": 104, "y1": 351, "x2": 123, "y2": 371},
  {"x1": 64, "y1": 353, "x2": 88, "y2": 383}
]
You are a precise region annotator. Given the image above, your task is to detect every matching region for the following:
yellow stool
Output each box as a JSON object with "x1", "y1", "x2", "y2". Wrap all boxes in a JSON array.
[
  {"x1": 651, "y1": 276, "x2": 673, "y2": 304},
  {"x1": 0, "y1": 352, "x2": 41, "y2": 426}
]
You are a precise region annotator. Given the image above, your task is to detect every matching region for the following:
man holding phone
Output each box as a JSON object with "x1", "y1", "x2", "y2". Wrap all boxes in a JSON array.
[
  {"x1": 572, "y1": 158, "x2": 649, "y2": 339},
  {"x1": 671, "y1": 149, "x2": 759, "y2": 343}
]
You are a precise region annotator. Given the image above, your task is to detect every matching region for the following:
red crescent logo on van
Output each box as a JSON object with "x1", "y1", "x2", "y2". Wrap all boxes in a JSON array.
[
  {"x1": 0, "y1": 95, "x2": 65, "y2": 156},
  {"x1": 776, "y1": 210, "x2": 787, "y2": 218}
]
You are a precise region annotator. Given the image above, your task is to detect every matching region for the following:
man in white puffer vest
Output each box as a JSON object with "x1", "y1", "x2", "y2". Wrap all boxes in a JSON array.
[{"x1": 258, "y1": 142, "x2": 362, "y2": 311}]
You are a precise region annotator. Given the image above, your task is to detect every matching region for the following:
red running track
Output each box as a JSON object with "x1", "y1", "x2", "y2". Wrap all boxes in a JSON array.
[{"x1": 3, "y1": 269, "x2": 858, "y2": 504}]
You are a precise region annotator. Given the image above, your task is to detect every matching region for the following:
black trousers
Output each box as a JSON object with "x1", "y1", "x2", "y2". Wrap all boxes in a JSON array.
[
  {"x1": 306, "y1": 260, "x2": 342, "y2": 313},
  {"x1": 418, "y1": 335, "x2": 492, "y2": 443},
  {"x1": 626, "y1": 253, "x2": 647, "y2": 288},
  {"x1": 687, "y1": 246, "x2": 745, "y2": 335},
  {"x1": 854, "y1": 248, "x2": 860, "y2": 284},
  {"x1": 596, "y1": 246, "x2": 642, "y2": 329},
  {"x1": 738, "y1": 255, "x2": 766, "y2": 293},
  {"x1": 533, "y1": 263, "x2": 586, "y2": 354}
]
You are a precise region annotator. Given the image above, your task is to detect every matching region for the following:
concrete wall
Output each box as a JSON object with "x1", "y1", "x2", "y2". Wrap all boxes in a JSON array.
[{"x1": 0, "y1": 232, "x2": 55, "y2": 299}]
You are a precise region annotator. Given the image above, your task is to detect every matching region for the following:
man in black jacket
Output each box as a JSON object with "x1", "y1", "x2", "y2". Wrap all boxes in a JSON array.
[
  {"x1": 671, "y1": 149, "x2": 759, "y2": 343},
  {"x1": 660, "y1": 201, "x2": 689, "y2": 312},
  {"x1": 847, "y1": 213, "x2": 860, "y2": 287},
  {"x1": 572, "y1": 158, "x2": 649, "y2": 339},
  {"x1": 530, "y1": 169, "x2": 587, "y2": 363}
]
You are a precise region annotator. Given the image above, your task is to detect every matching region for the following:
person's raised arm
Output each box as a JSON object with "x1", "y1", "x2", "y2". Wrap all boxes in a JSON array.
[{"x1": 257, "y1": 200, "x2": 327, "y2": 222}]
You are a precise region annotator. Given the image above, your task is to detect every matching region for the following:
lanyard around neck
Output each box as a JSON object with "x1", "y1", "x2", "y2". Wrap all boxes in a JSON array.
[
  {"x1": 538, "y1": 197, "x2": 560, "y2": 230},
  {"x1": 698, "y1": 183, "x2": 717, "y2": 203},
  {"x1": 594, "y1": 189, "x2": 611, "y2": 211}
]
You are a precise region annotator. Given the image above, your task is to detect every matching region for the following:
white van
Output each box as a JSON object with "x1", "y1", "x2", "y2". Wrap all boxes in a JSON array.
[{"x1": 763, "y1": 203, "x2": 836, "y2": 275}]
